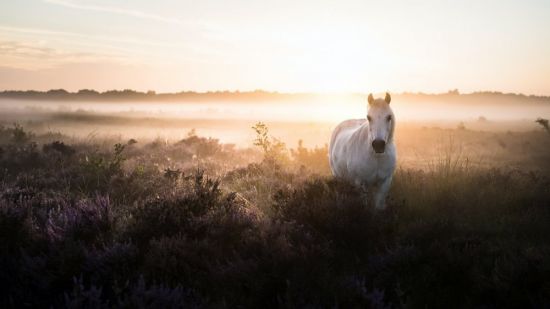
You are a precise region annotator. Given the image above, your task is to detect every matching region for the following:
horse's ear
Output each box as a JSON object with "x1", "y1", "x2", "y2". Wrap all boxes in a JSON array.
[
  {"x1": 368, "y1": 93, "x2": 374, "y2": 105},
  {"x1": 385, "y1": 92, "x2": 391, "y2": 104}
]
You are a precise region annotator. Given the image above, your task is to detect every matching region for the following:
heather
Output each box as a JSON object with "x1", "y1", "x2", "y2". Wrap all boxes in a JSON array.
[{"x1": 1, "y1": 124, "x2": 549, "y2": 308}]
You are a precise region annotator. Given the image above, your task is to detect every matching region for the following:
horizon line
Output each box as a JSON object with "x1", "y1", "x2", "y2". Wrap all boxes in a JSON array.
[{"x1": 1, "y1": 88, "x2": 550, "y2": 98}]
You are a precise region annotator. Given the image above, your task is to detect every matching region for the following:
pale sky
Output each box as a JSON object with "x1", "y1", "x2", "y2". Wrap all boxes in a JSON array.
[{"x1": 1, "y1": 0, "x2": 549, "y2": 94}]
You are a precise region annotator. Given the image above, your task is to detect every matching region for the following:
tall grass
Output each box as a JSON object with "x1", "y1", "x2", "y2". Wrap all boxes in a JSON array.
[{"x1": 0, "y1": 125, "x2": 549, "y2": 307}]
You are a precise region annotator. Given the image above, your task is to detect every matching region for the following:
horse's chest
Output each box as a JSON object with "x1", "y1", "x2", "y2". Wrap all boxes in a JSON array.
[
  {"x1": 350, "y1": 155, "x2": 394, "y2": 185},
  {"x1": 363, "y1": 164, "x2": 387, "y2": 183}
]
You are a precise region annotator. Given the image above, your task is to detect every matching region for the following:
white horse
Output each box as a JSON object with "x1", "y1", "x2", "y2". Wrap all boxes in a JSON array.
[{"x1": 329, "y1": 93, "x2": 396, "y2": 210}]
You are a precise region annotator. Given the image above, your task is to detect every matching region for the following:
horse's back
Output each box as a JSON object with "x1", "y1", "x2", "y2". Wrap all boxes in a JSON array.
[
  {"x1": 329, "y1": 119, "x2": 365, "y2": 177},
  {"x1": 330, "y1": 119, "x2": 365, "y2": 147}
]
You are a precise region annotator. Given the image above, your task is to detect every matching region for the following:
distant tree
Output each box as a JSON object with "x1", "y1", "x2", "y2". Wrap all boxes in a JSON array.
[
  {"x1": 103, "y1": 90, "x2": 120, "y2": 96},
  {"x1": 48, "y1": 89, "x2": 68, "y2": 93},
  {"x1": 535, "y1": 118, "x2": 549, "y2": 133},
  {"x1": 47, "y1": 89, "x2": 69, "y2": 95},
  {"x1": 77, "y1": 89, "x2": 99, "y2": 95}
]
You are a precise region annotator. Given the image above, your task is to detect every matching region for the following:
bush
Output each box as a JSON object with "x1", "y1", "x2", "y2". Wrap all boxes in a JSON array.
[
  {"x1": 43, "y1": 141, "x2": 76, "y2": 156},
  {"x1": 290, "y1": 140, "x2": 330, "y2": 174},
  {"x1": 252, "y1": 122, "x2": 289, "y2": 166},
  {"x1": 10, "y1": 123, "x2": 34, "y2": 144}
]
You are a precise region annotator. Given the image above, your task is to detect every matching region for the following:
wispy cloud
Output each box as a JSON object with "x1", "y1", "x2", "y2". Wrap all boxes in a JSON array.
[
  {"x1": 1, "y1": 41, "x2": 56, "y2": 58},
  {"x1": 0, "y1": 25, "x2": 158, "y2": 66},
  {"x1": 0, "y1": 40, "x2": 103, "y2": 59},
  {"x1": 0, "y1": 23, "x2": 225, "y2": 69},
  {"x1": 0, "y1": 40, "x2": 126, "y2": 69},
  {"x1": 0, "y1": 25, "x2": 179, "y2": 48},
  {"x1": 43, "y1": 0, "x2": 187, "y2": 25}
]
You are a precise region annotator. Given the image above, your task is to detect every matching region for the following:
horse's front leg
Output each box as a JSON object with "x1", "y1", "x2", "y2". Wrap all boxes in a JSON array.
[
  {"x1": 373, "y1": 176, "x2": 392, "y2": 210},
  {"x1": 354, "y1": 179, "x2": 369, "y2": 206}
]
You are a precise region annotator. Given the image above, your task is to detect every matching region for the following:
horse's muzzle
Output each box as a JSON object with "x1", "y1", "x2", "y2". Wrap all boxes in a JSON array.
[{"x1": 372, "y1": 139, "x2": 386, "y2": 153}]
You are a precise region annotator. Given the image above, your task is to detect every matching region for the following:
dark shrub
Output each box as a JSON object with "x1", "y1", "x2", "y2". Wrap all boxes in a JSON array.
[
  {"x1": 46, "y1": 196, "x2": 113, "y2": 245},
  {"x1": 177, "y1": 135, "x2": 221, "y2": 158},
  {"x1": 0, "y1": 200, "x2": 33, "y2": 253},
  {"x1": 43, "y1": 141, "x2": 76, "y2": 156},
  {"x1": 117, "y1": 276, "x2": 201, "y2": 309},
  {"x1": 10, "y1": 123, "x2": 33, "y2": 144},
  {"x1": 63, "y1": 277, "x2": 109, "y2": 309},
  {"x1": 73, "y1": 144, "x2": 126, "y2": 194},
  {"x1": 0, "y1": 142, "x2": 43, "y2": 174}
]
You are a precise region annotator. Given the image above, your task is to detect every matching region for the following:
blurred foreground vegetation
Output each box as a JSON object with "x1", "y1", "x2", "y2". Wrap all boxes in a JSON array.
[{"x1": 0, "y1": 123, "x2": 549, "y2": 308}]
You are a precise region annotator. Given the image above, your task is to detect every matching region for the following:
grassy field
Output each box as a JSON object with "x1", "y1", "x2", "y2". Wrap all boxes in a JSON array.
[{"x1": 1, "y1": 121, "x2": 549, "y2": 308}]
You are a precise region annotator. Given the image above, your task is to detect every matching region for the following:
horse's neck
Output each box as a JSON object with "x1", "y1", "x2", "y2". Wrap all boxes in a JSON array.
[{"x1": 350, "y1": 123, "x2": 371, "y2": 153}]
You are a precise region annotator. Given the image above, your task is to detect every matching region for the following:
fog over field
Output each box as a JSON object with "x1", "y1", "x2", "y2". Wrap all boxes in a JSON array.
[
  {"x1": 2, "y1": 91, "x2": 549, "y2": 176},
  {"x1": 1, "y1": 91, "x2": 549, "y2": 146}
]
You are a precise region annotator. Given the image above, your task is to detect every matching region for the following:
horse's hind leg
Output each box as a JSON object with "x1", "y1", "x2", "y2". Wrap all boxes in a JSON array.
[{"x1": 374, "y1": 176, "x2": 392, "y2": 210}]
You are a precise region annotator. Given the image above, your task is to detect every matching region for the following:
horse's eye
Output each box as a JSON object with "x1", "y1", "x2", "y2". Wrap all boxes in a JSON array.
[
  {"x1": 387, "y1": 115, "x2": 392, "y2": 122},
  {"x1": 367, "y1": 116, "x2": 372, "y2": 122}
]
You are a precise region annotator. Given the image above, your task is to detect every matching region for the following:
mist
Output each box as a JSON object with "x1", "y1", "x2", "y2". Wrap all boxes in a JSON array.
[{"x1": 1, "y1": 92, "x2": 549, "y2": 148}]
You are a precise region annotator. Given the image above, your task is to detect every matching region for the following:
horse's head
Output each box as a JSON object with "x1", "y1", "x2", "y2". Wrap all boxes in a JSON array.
[{"x1": 367, "y1": 92, "x2": 395, "y2": 154}]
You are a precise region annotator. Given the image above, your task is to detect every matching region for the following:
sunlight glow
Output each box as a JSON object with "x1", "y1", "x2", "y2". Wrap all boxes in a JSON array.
[{"x1": 0, "y1": 1, "x2": 549, "y2": 94}]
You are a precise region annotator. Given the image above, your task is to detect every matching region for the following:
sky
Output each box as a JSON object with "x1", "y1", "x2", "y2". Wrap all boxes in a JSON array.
[{"x1": 0, "y1": 0, "x2": 549, "y2": 94}]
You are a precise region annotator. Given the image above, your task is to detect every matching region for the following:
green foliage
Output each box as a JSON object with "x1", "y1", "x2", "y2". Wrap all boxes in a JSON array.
[
  {"x1": 77, "y1": 143, "x2": 126, "y2": 193},
  {"x1": 252, "y1": 122, "x2": 289, "y2": 166},
  {"x1": 0, "y1": 123, "x2": 35, "y2": 144}
]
